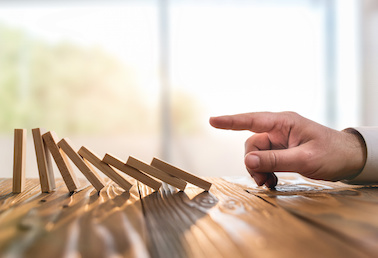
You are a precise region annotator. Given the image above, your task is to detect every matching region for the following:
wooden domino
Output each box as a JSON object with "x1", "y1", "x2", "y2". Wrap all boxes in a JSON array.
[
  {"x1": 151, "y1": 157, "x2": 212, "y2": 191},
  {"x1": 126, "y1": 156, "x2": 187, "y2": 191},
  {"x1": 78, "y1": 146, "x2": 132, "y2": 191},
  {"x1": 58, "y1": 138, "x2": 105, "y2": 192},
  {"x1": 32, "y1": 128, "x2": 56, "y2": 193},
  {"x1": 42, "y1": 131, "x2": 80, "y2": 192},
  {"x1": 12, "y1": 129, "x2": 27, "y2": 193},
  {"x1": 103, "y1": 153, "x2": 161, "y2": 191}
]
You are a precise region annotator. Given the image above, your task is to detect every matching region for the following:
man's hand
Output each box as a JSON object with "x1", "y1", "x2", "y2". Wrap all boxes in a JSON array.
[{"x1": 209, "y1": 112, "x2": 367, "y2": 188}]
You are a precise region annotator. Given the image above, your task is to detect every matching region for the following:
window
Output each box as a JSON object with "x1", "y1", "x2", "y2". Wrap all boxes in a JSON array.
[{"x1": 0, "y1": 0, "x2": 361, "y2": 178}]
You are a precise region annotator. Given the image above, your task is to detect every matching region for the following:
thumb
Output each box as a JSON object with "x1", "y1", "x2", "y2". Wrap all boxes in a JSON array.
[{"x1": 245, "y1": 147, "x2": 308, "y2": 173}]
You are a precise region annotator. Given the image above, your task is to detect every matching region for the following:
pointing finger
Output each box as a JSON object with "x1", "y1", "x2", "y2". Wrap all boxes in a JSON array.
[{"x1": 210, "y1": 112, "x2": 296, "y2": 133}]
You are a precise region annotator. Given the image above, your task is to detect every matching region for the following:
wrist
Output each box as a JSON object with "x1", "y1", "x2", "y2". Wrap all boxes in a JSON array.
[{"x1": 341, "y1": 128, "x2": 367, "y2": 180}]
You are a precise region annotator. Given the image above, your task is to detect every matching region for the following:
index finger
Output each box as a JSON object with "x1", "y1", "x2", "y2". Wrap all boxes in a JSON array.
[{"x1": 209, "y1": 112, "x2": 286, "y2": 133}]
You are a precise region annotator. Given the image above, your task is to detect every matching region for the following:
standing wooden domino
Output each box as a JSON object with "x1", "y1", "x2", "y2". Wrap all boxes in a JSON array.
[
  {"x1": 103, "y1": 153, "x2": 161, "y2": 191},
  {"x1": 58, "y1": 138, "x2": 105, "y2": 192},
  {"x1": 42, "y1": 131, "x2": 80, "y2": 192},
  {"x1": 151, "y1": 157, "x2": 212, "y2": 191},
  {"x1": 78, "y1": 146, "x2": 132, "y2": 191},
  {"x1": 32, "y1": 128, "x2": 56, "y2": 193},
  {"x1": 12, "y1": 129, "x2": 27, "y2": 193},
  {"x1": 126, "y1": 156, "x2": 187, "y2": 191}
]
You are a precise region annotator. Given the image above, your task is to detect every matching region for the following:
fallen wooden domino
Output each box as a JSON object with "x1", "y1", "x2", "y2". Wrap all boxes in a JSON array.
[
  {"x1": 42, "y1": 131, "x2": 80, "y2": 192},
  {"x1": 126, "y1": 156, "x2": 187, "y2": 191},
  {"x1": 10, "y1": 126, "x2": 210, "y2": 195},
  {"x1": 103, "y1": 153, "x2": 161, "y2": 191},
  {"x1": 12, "y1": 129, "x2": 27, "y2": 193},
  {"x1": 58, "y1": 138, "x2": 106, "y2": 192},
  {"x1": 151, "y1": 157, "x2": 212, "y2": 191},
  {"x1": 32, "y1": 128, "x2": 56, "y2": 193},
  {"x1": 78, "y1": 146, "x2": 133, "y2": 191}
]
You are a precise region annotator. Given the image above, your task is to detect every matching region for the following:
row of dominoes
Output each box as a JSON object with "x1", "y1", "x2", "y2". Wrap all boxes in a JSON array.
[{"x1": 12, "y1": 128, "x2": 212, "y2": 193}]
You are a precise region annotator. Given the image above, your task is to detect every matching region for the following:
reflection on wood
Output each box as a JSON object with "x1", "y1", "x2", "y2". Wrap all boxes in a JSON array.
[
  {"x1": 0, "y1": 175, "x2": 377, "y2": 257},
  {"x1": 246, "y1": 176, "x2": 378, "y2": 257},
  {"x1": 0, "y1": 178, "x2": 148, "y2": 258}
]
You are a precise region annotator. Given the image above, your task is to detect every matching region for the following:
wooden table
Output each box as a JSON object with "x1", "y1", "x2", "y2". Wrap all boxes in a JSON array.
[{"x1": 0, "y1": 175, "x2": 377, "y2": 258}]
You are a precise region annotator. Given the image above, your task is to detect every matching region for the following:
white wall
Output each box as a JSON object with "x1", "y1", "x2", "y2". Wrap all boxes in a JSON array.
[{"x1": 361, "y1": 0, "x2": 378, "y2": 126}]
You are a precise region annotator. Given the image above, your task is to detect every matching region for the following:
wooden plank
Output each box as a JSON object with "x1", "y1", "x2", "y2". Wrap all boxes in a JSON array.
[
  {"x1": 209, "y1": 178, "x2": 367, "y2": 257},
  {"x1": 1, "y1": 179, "x2": 42, "y2": 212},
  {"x1": 151, "y1": 157, "x2": 212, "y2": 191},
  {"x1": 0, "y1": 178, "x2": 12, "y2": 198},
  {"x1": 2, "y1": 176, "x2": 377, "y2": 257},
  {"x1": 103, "y1": 153, "x2": 161, "y2": 191},
  {"x1": 138, "y1": 183, "x2": 227, "y2": 258},
  {"x1": 127, "y1": 156, "x2": 187, "y2": 191},
  {"x1": 58, "y1": 138, "x2": 105, "y2": 192},
  {"x1": 42, "y1": 131, "x2": 80, "y2": 192},
  {"x1": 78, "y1": 146, "x2": 132, "y2": 191},
  {"x1": 12, "y1": 129, "x2": 27, "y2": 193},
  {"x1": 253, "y1": 176, "x2": 378, "y2": 257},
  {"x1": 32, "y1": 128, "x2": 56, "y2": 193},
  {"x1": 0, "y1": 178, "x2": 149, "y2": 257},
  {"x1": 137, "y1": 177, "x2": 369, "y2": 258}
]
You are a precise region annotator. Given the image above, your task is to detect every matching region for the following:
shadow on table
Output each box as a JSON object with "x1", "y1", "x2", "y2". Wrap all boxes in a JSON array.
[{"x1": 140, "y1": 189, "x2": 218, "y2": 258}]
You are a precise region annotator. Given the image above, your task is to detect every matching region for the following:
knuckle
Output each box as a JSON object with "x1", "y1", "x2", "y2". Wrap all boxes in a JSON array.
[
  {"x1": 244, "y1": 134, "x2": 261, "y2": 151},
  {"x1": 280, "y1": 111, "x2": 303, "y2": 122},
  {"x1": 267, "y1": 151, "x2": 278, "y2": 171},
  {"x1": 298, "y1": 149, "x2": 316, "y2": 171},
  {"x1": 244, "y1": 136, "x2": 254, "y2": 148},
  {"x1": 281, "y1": 111, "x2": 298, "y2": 117},
  {"x1": 244, "y1": 136, "x2": 255, "y2": 154}
]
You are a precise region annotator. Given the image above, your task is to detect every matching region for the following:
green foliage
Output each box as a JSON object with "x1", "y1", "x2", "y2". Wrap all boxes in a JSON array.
[{"x1": 0, "y1": 23, "x2": 202, "y2": 136}]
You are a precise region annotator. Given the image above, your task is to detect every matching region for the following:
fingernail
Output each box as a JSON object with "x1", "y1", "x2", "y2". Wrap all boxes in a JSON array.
[
  {"x1": 255, "y1": 178, "x2": 264, "y2": 186},
  {"x1": 265, "y1": 175, "x2": 277, "y2": 189},
  {"x1": 252, "y1": 173, "x2": 264, "y2": 186},
  {"x1": 245, "y1": 154, "x2": 260, "y2": 170}
]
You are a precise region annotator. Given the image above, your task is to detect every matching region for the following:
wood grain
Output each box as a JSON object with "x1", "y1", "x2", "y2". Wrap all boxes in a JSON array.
[
  {"x1": 12, "y1": 129, "x2": 27, "y2": 193},
  {"x1": 250, "y1": 176, "x2": 378, "y2": 257},
  {"x1": 32, "y1": 128, "x2": 56, "y2": 193},
  {"x1": 1, "y1": 175, "x2": 377, "y2": 257},
  {"x1": 42, "y1": 131, "x2": 80, "y2": 192},
  {"x1": 0, "y1": 178, "x2": 149, "y2": 258},
  {"x1": 138, "y1": 178, "x2": 367, "y2": 258}
]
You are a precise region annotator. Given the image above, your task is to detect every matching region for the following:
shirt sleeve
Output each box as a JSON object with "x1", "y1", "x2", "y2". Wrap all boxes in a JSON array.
[{"x1": 343, "y1": 127, "x2": 378, "y2": 184}]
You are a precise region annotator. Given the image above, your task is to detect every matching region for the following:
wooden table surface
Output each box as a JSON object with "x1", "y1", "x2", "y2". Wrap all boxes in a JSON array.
[{"x1": 0, "y1": 175, "x2": 377, "y2": 258}]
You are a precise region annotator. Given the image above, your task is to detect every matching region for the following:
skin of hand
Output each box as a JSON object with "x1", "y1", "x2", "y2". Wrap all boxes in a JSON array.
[{"x1": 209, "y1": 112, "x2": 367, "y2": 188}]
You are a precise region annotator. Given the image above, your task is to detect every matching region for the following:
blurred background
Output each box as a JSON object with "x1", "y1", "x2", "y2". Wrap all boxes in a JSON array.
[{"x1": 0, "y1": 0, "x2": 376, "y2": 178}]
